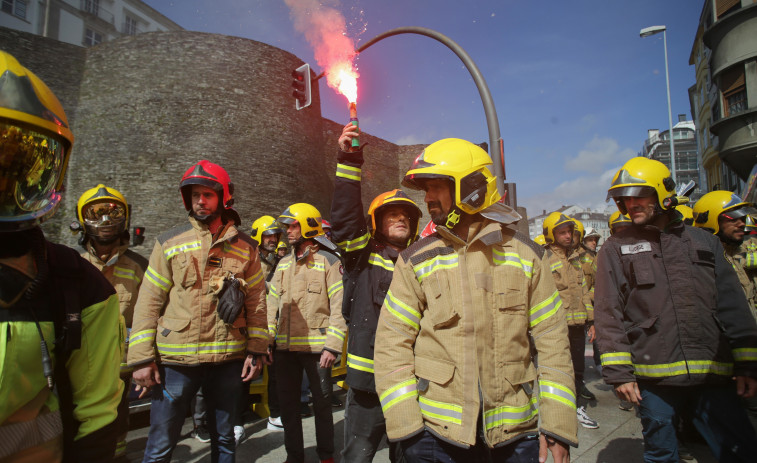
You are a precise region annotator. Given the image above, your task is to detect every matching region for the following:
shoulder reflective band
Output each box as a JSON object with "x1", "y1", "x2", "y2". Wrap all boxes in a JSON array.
[
  {"x1": 492, "y1": 249, "x2": 533, "y2": 278},
  {"x1": 336, "y1": 163, "x2": 362, "y2": 181},
  {"x1": 164, "y1": 240, "x2": 202, "y2": 260},
  {"x1": 310, "y1": 262, "x2": 326, "y2": 272},
  {"x1": 246, "y1": 267, "x2": 264, "y2": 286},
  {"x1": 327, "y1": 326, "x2": 345, "y2": 342},
  {"x1": 129, "y1": 329, "x2": 157, "y2": 348},
  {"x1": 529, "y1": 291, "x2": 561, "y2": 327},
  {"x1": 484, "y1": 397, "x2": 538, "y2": 430},
  {"x1": 733, "y1": 348, "x2": 757, "y2": 362},
  {"x1": 539, "y1": 380, "x2": 576, "y2": 409},
  {"x1": 600, "y1": 352, "x2": 632, "y2": 366},
  {"x1": 550, "y1": 260, "x2": 563, "y2": 272},
  {"x1": 380, "y1": 379, "x2": 418, "y2": 412},
  {"x1": 413, "y1": 254, "x2": 459, "y2": 283},
  {"x1": 337, "y1": 232, "x2": 370, "y2": 253},
  {"x1": 347, "y1": 353, "x2": 374, "y2": 373},
  {"x1": 328, "y1": 280, "x2": 343, "y2": 298},
  {"x1": 288, "y1": 335, "x2": 326, "y2": 347},
  {"x1": 224, "y1": 242, "x2": 251, "y2": 259},
  {"x1": 114, "y1": 265, "x2": 140, "y2": 283},
  {"x1": 247, "y1": 327, "x2": 268, "y2": 340},
  {"x1": 145, "y1": 265, "x2": 172, "y2": 293},
  {"x1": 156, "y1": 340, "x2": 246, "y2": 355},
  {"x1": 384, "y1": 290, "x2": 421, "y2": 330},
  {"x1": 369, "y1": 253, "x2": 394, "y2": 271},
  {"x1": 418, "y1": 396, "x2": 462, "y2": 425}
]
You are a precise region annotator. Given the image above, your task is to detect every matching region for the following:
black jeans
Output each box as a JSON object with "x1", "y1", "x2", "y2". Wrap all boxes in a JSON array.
[
  {"x1": 568, "y1": 325, "x2": 586, "y2": 392},
  {"x1": 341, "y1": 388, "x2": 403, "y2": 463},
  {"x1": 274, "y1": 350, "x2": 334, "y2": 462}
]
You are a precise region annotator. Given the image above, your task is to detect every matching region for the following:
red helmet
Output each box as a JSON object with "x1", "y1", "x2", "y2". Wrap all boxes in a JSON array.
[{"x1": 179, "y1": 160, "x2": 234, "y2": 211}]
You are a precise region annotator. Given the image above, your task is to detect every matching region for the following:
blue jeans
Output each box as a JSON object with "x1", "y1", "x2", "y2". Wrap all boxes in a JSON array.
[
  {"x1": 638, "y1": 383, "x2": 757, "y2": 463},
  {"x1": 142, "y1": 361, "x2": 244, "y2": 463},
  {"x1": 402, "y1": 429, "x2": 539, "y2": 463}
]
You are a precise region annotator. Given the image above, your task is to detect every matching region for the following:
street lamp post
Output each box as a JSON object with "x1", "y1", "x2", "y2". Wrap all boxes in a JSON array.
[{"x1": 640, "y1": 25, "x2": 677, "y2": 183}]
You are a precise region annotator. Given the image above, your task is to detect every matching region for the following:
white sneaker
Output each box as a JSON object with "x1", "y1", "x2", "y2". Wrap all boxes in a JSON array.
[
  {"x1": 577, "y1": 406, "x2": 599, "y2": 429},
  {"x1": 267, "y1": 416, "x2": 284, "y2": 432},
  {"x1": 234, "y1": 425, "x2": 246, "y2": 447}
]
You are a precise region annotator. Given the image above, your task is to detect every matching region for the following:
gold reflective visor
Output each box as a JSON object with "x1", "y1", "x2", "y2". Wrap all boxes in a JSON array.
[{"x1": 82, "y1": 200, "x2": 126, "y2": 225}]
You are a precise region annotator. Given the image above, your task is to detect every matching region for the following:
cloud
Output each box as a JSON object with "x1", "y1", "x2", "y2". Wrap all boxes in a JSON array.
[
  {"x1": 520, "y1": 167, "x2": 621, "y2": 216},
  {"x1": 564, "y1": 136, "x2": 636, "y2": 174}
]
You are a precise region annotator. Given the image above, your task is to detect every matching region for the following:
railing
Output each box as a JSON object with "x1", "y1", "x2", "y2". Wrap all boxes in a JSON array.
[{"x1": 80, "y1": 0, "x2": 114, "y2": 25}]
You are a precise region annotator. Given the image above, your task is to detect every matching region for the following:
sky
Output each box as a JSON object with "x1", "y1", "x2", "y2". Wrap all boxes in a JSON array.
[{"x1": 143, "y1": 0, "x2": 704, "y2": 216}]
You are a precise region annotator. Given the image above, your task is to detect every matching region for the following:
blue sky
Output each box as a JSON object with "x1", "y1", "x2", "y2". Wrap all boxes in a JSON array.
[{"x1": 143, "y1": 0, "x2": 703, "y2": 216}]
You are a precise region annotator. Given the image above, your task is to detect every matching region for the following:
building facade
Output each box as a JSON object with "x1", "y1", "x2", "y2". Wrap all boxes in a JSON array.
[
  {"x1": 529, "y1": 206, "x2": 613, "y2": 248},
  {"x1": 0, "y1": 0, "x2": 181, "y2": 47}
]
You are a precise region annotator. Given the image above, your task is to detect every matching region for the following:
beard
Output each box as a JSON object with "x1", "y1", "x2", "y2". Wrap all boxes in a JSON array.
[{"x1": 427, "y1": 201, "x2": 448, "y2": 226}]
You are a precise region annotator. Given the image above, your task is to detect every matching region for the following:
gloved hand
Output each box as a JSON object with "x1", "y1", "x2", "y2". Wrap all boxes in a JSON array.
[{"x1": 217, "y1": 277, "x2": 245, "y2": 324}]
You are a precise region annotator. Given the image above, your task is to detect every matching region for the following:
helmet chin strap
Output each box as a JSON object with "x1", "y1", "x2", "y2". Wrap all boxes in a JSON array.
[
  {"x1": 192, "y1": 209, "x2": 221, "y2": 225},
  {"x1": 444, "y1": 206, "x2": 463, "y2": 229}
]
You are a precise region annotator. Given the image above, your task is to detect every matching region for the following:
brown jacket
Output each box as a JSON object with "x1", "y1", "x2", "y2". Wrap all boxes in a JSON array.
[
  {"x1": 127, "y1": 217, "x2": 268, "y2": 367},
  {"x1": 546, "y1": 244, "x2": 593, "y2": 326},
  {"x1": 724, "y1": 242, "x2": 757, "y2": 322},
  {"x1": 267, "y1": 247, "x2": 346, "y2": 354},
  {"x1": 374, "y1": 219, "x2": 577, "y2": 448}
]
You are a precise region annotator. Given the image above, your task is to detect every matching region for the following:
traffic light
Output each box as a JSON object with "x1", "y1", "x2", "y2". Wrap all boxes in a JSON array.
[{"x1": 292, "y1": 63, "x2": 311, "y2": 110}]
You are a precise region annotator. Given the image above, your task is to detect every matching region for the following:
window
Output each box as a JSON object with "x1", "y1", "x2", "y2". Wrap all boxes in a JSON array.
[
  {"x1": 716, "y1": 0, "x2": 741, "y2": 19},
  {"x1": 84, "y1": 28, "x2": 102, "y2": 46},
  {"x1": 721, "y1": 65, "x2": 747, "y2": 118},
  {"x1": 2, "y1": 0, "x2": 27, "y2": 19},
  {"x1": 124, "y1": 15, "x2": 137, "y2": 35},
  {"x1": 83, "y1": 0, "x2": 99, "y2": 16}
]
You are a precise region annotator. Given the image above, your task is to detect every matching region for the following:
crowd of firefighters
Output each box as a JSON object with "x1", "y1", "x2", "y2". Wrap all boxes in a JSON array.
[{"x1": 3, "y1": 47, "x2": 757, "y2": 463}]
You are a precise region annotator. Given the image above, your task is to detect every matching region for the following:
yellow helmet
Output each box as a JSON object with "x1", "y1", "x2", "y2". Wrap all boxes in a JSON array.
[
  {"x1": 76, "y1": 184, "x2": 129, "y2": 244},
  {"x1": 402, "y1": 138, "x2": 500, "y2": 228},
  {"x1": 276, "y1": 237, "x2": 288, "y2": 254},
  {"x1": 607, "y1": 157, "x2": 675, "y2": 215},
  {"x1": 542, "y1": 211, "x2": 574, "y2": 244},
  {"x1": 251, "y1": 215, "x2": 282, "y2": 244},
  {"x1": 0, "y1": 51, "x2": 74, "y2": 232},
  {"x1": 676, "y1": 205, "x2": 694, "y2": 225},
  {"x1": 608, "y1": 211, "x2": 632, "y2": 234},
  {"x1": 534, "y1": 234, "x2": 547, "y2": 246},
  {"x1": 278, "y1": 203, "x2": 324, "y2": 239},
  {"x1": 367, "y1": 189, "x2": 422, "y2": 244},
  {"x1": 572, "y1": 218, "x2": 585, "y2": 240},
  {"x1": 693, "y1": 190, "x2": 757, "y2": 234}
]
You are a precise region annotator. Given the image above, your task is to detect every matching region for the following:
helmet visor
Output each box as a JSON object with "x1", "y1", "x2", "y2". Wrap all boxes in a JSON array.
[
  {"x1": 606, "y1": 185, "x2": 656, "y2": 201},
  {"x1": 0, "y1": 121, "x2": 66, "y2": 230},
  {"x1": 722, "y1": 206, "x2": 757, "y2": 221},
  {"x1": 82, "y1": 200, "x2": 126, "y2": 224}
]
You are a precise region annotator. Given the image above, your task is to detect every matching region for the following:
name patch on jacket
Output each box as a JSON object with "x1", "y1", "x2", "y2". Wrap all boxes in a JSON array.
[
  {"x1": 208, "y1": 256, "x2": 222, "y2": 267},
  {"x1": 621, "y1": 242, "x2": 652, "y2": 255}
]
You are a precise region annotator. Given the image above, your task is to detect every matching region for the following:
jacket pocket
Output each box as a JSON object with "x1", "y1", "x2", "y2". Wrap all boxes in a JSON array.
[
  {"x1": 176, "y1": 254, "x2": 198, "y2": 289},
  {"x1": 424, "y1": 273, "x2": 459, "y2": 329},
  {"x1": 630, "y1": 257, "x2": 655, "y2": 287},
  {"x1": 624, "y1": 315, "x2": 658, "y2": 345},
  {"x1": 157, "y1": 316, "x2": 190, "y2": 337}
]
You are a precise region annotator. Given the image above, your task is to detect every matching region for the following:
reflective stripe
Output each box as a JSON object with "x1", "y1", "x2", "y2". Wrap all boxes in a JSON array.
[
  {"x1": 600, "y1": 352, "x2": 632, "y2": 366},
  {"x1": 164, "y1": 240, "x2": 202, "y2": 259},
  {"x1": 413, "y1": 254, "x2": 459, "y2": 282},
  {"x1": 156, "y1": 340, "x2": 246, "y2": 355},
  {"x1": 418, "y1": 396, "x2": 463, "y2": 425},
  {"x1": 484, "y1": 397, "x2": 538, "y2": 430},
  {"x1": 633, "y1": 360, "x2": 733, "y2": 378},
  {"x1": 327, "y1": 326, "x2": 346, "y2": 342},
  {"x1": 145, "y1": 265, "x2": 172, "y2": 292},
  {"x1": 278, "y1": 261, "x2": 292, "y2": 271},
  {"x1": 275, "y1": 334, "x2": 288, "y2": 344},
  {"x1": 129, "y1": 329, "x2": 156, "y2": 348},
  {"x1": 248, "y1": 327, "x2": 268, "y2": 340},
  {"x1": 733, "y1": 348, "x2": 757, "y2": 362},
  {"x1": 113, "y1": 265, "x2": 140, "y2": 283},
  {"x1": 336, "y1": 163, "x2": 362, "y2": 181},
  {"x1": 268, "y1": 324, "x2": 277, "y2": 338},
  {"x1": 347, "y1": 353, "x2": 374, "y2": 373},
  {"x1": 269, "y1": 284, "x2": 280, "y2": 299},
  {"x1": 539, "y1": 380, "x2": 576, "y2": 409},
  {"x1": 529, "y1": 291, "x2": 561, "y2": 327},
  {"x1": 223, "y1": 242, "x2": 250, "y2": 259},
  {"x1": 581, "y1": 255, "x2": 593, "y2": 263},
  {"x1": 566, "y1": 312, "x2": 587, "y2": 321},
  {"x1": 310, "y1": 262, "x2": 325, "y2": 272},
  {"x1": 385, "y1": 290, "x2": 421, "y2": 330},
  {"x1": 338, "y1": 232, "x2": 370, "y2": 253},
  {"x1": 288, "y1": 335, "x2": 326, "y2": 347},
  {"x1": 379, "y1": 379, "x2": 418, "y2": 412},
  {"x1": 369, "y1": 253, "x2": 394, "y2": 271},
  {"x1": 492, "y1": 249, "x2": 533, "y2": 278},
  {"x1": 550, "y1": 261, "x2": 563, "y2": 272},
  {"x1": 246, "y1": 268, "x2": 264, "y2": 286},
  {"x1": 0, "y1": 410, "x2": 63, "y2": 458},
  {"x1": 328, "y1": 280, "x2": 343, "y2": 298}
]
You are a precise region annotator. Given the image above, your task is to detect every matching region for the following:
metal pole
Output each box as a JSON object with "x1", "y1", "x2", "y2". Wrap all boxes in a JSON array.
[
  {"x1": 355, "y1": 26, "x2": 506, "y2": 193},
  {"x1": 663, "y1": 30, "x2": 677, "y2": 183}
]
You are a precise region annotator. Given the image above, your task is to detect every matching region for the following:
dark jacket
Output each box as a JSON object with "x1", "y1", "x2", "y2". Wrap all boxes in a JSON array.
[
  {"x1": 594, "y1": 218, "x2": 757, "y2": 387},
  {"x1": 331, "y1": 147, "x2": 398, "y2": 393}
]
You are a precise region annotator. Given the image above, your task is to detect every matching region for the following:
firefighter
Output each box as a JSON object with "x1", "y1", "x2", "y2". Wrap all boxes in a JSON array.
[
  {"x1": 543, "y1": 212, "x2": 599, "y2": 428},
  {"x1": 374, "y1": 138, "x2": 576, "y2": 462},
  {"x1": 595, "y1": 157, "x2": 757, "y2": 462},
  {"x1": 583, "y1": 227, "x2": 601, "y2": 252},
  {"x1": 0, "y1": 50, "x2": 123, "y2": 462},
  {"x1": 608, "y1": 211, "x2": 632, "y2": 235},
  {"x1": 267, "y1": 203, "x2": 346, "y2": 463},
  {"x1": 128, "y1": 160, "x2": 268, "y2": 463},
  {"x1": 75, "y1": 184, "x2": 148, "y2": 460},
  {"x1": 250, "y1": 215, "x2": 283, "y2": 283},
  {"x1": 331, "y1": 123, "x2": 421, "y2": 462}
]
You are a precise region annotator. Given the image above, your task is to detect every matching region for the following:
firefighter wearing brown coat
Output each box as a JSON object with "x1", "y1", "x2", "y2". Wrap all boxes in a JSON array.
[{"x1": 374, "y1": 139, "x2": 576, "y2": 463}]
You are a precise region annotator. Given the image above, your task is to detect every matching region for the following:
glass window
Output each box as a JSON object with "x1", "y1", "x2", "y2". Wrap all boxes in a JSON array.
[
  {"x1": 2, "y1": 0, "x2": 26, "y2": 19},
  {"x1": 125, "y1": 16, "x2": 137, "y2": 35},
  {"x1": 85, "y1": 28, "x2": 102, "y2": 47}
]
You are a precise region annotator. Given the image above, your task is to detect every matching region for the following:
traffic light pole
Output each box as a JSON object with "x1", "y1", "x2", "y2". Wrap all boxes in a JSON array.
[{"x1": 355, "y1": 26, "x2": 506, "y2": 192}]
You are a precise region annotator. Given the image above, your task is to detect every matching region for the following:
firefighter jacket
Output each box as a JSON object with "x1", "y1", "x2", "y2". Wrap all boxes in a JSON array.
[
  {"x1": 267, "y1": 247, "x2": 346, "y2": 354},
  {"x1": 80, "y1": 243, "x2": 147, "y2": 328},
  {"x1": 374, "y1": 219, "x2": 578, "y2": 449},
  {"x1": 579, "y1": 245, "x2": 596, "y2": 304},
  {"x1": 1, "y1": 237, "x2": 123, "y2": 461},
  {"x1": 127, "y1": 217, "x2": 268, "y2": 368},
  {"x1": 594, "y1": 220, "x2": 757, "y2": 387},
  {"x1": 330, "y1": 147, "x2": 398, "y2": 393},
  {"x1": 724, "y1": 242, "x2": 757, "y2": 322},
  {"x1": 546, "y1": 244, "x2": 593, "y2": 326}
]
